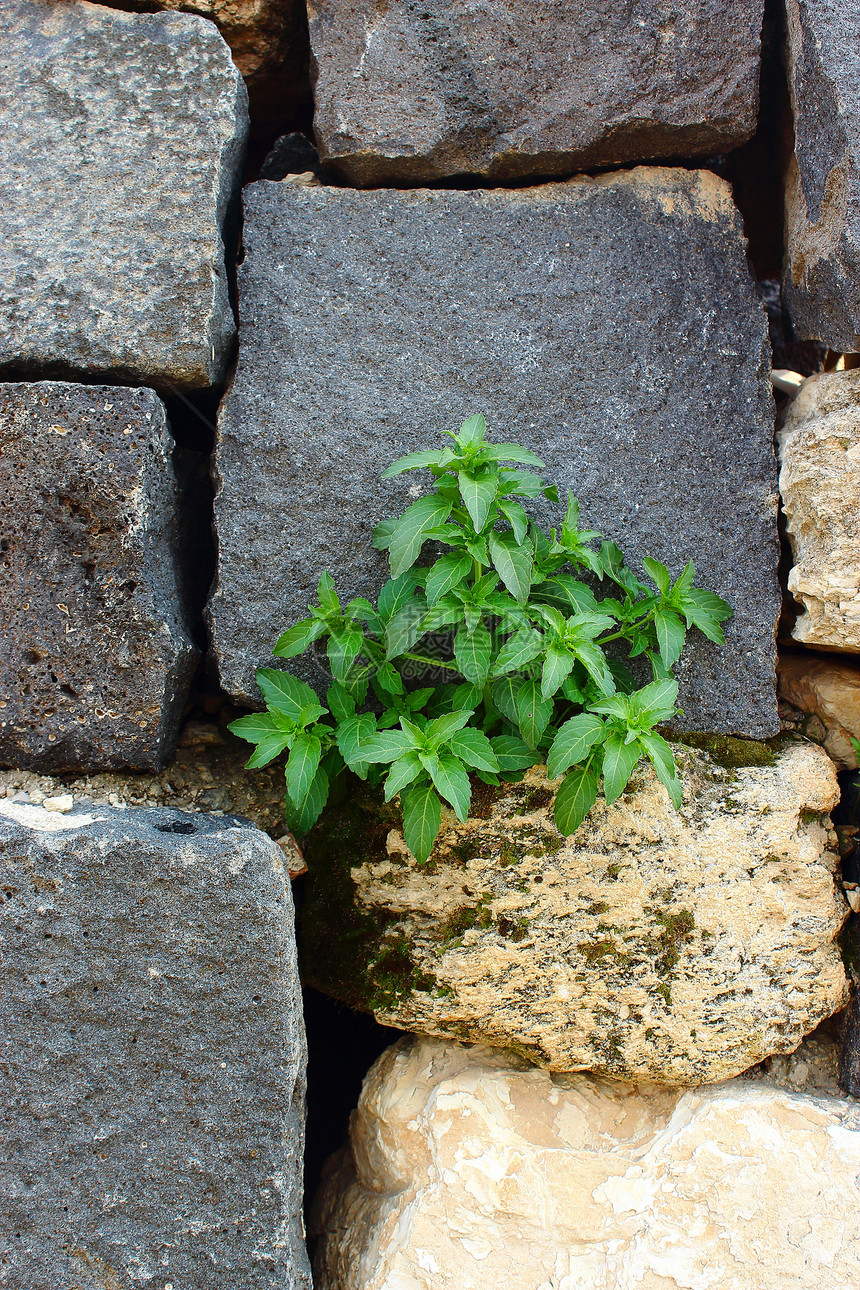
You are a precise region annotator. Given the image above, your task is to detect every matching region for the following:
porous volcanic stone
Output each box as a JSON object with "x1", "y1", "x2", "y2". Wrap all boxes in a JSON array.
[
  {"x1": 779, "y1": 369, "x2": 860, "y2": 650},
  {"x1": 0, "y1": 383, "x2": 198, "y2": 773},
  {"x1": 308, "y1": 0, "x2": 764, "y2": 185},
  {"x1": 0, "y1": 801, "x2": 311, "y2": 1290},
  {"x1": 210, "y1": 169, "x2": 780, "y2": 737},
  {"x1": 0, "y1": 0, "x2": 247, "y2": 391},
  {"x1": 311, "y1": 1036, "x2": 860, "y2": 1290},
  {"x1": 301, "y1": 740, "x2": 847, "y2": 1084},
  {"x1": 784, "y1": 0, "x2": 860, "y2": 352}
]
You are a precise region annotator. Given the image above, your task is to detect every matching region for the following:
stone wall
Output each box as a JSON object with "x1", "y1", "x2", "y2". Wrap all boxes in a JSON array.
[{"x1": 2, "y1": 1, "x2": 860, "y2": 1286}]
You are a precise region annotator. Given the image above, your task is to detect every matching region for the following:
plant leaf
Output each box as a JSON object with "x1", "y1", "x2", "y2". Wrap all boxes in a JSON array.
[
  {"x1": 458, "y1": 413, "x2": 487, "y2": 446},
  {"x1": 377, "y1": 570, "x2": 423, "y2": 625},
  {"x1": 244, "y1": 732, "x2": 292, "y2": 768},
  {"x1": 357, "y1": 729, "x2": 415, "y2": 764},
  {"x1": 492, "y1": 628, "x2": 545, "y2": 677},
  {"x1": 384, "y1": 595, "x2": 429, "y2": 660},
  {"x1": 497, "y1": 498, "x2": 529, "y2": 543},
  {"x1": 458, "y1": 470, "x2": 498, "y2": 532},
  {"x1": 327, "y1": 628, "x2": 365, "y2": 682},
  {"x1": 630, "y1": 678, "x2": 679, "y2": 725},
  {"x1": 424, "y1": 709, "x2": 474, "y2": 748},
  {"x1": 601, "y1": 733, "x2": 641, "y2": 806},
  {"x1": 285, "y1": 732, "x2": 322, "y2": 807},
  {"x1": 654, "y1": 608, "x2": 686, "y2": 668},
  {"x1": 547, "y1": 713, "x2": 605, "y2": 778},
  {"x1": 382, "y1": 449, "x2": 447, "y2": 477},
  {"x1": 553, "y1": 763, "x2": 599, "y2": 836},
  {"x1": 491, "y1": 734, "x2": 536, "y2": 771},
  {"x1": 388, "y1": 495, "x2": 453, "y2": 577},
  {"x1": 491, "y1": 676, "x2": 520, "y2": 725},
  {"x1": 643, "y1": 557, "x2": 671, "y2": 595},
  {"x1": 488, "y1": 528, "x2": 532, "y2": 603},
  {"x1": 541, "y1": 644, "x2": 576, "y2": 698},
  {"x1": 256, "y1": 669, "x2": 322, "y2": 720},
  {"x1": 401, "y1": 783, "x2": 443, "y2": 863},
  {"x1": 428, "y1": 753, "x2": 472, "y2": 821},
  {"x1": 482, "y1": 444, "x2": 546, "y2": 469},
  {"x1": 425, "y1": 552, "x2": 472, "y2": 605},
  {"x1": 273, "y1": 617, "x2": 326, "y2": 659},
  {"x1": 639, "y1": 732, "x2": 683, "y2": 808},
  {"x1": 453, "y1": 624, "x2": 492, "y2": 686},
  {"x1": 284, "y1": 764, "x2": 329, "y2": 836},
  {"x1": 516, "y1": 678, "x2": 553, "y2": 748},
  {"x1": 383, "y1": 751, "x2": 424, "y2": 800},
  {"x1": 449, "y1": 728, "x2": 499, "y2": 772}
]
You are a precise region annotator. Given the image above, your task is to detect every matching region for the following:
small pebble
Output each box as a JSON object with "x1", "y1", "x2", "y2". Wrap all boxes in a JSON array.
[{"x1": 43, "y1": 793, "x2": 74, "y2": 813}]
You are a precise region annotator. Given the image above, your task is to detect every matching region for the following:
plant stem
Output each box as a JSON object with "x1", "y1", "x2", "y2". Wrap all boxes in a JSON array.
[{"x1": 402, "y1": 652, "x2": 461, "y2": 674}]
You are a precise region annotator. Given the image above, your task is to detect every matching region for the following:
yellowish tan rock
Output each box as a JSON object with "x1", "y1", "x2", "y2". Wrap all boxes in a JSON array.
[
  {"x1": 302, "y1": 740, "x2": 848, "y2": 1084},
  {"x1": 779, "y1": 369, "x2": 860, "y2": 650},
  {"x1": 779, "y1": 652, "x2": 860, "y2": 767},
  {"x1": 311, "y1": 1036, "x2": 860, "y2": 1290}
]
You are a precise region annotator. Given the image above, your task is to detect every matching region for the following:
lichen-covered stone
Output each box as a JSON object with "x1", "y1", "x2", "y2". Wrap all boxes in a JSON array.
[
  {"x1": 779, "y1": 369, "x2": 860, "y2": 650},
  {"x1": 784, "y1": 0, "x2": 860, "y2": 352},
  {"x1": 0, "y1": 801, "x2": 311, "y2": 1289},
  {"x1": 301, "y1": 740, "x2": 847, "y2": 1084},
  {"x1": 0, "y1": 382, "x2": 197, "y2": 773},
  {"x1": 0, "y1": 0, "x2": 247, "y2": 390},
  {"x1": 309, "y1": 0, "x2": 764, "y2": 185},
  {"x1": 210, "y1": 168, "x2": 780, "y2": 738},
  {"x1": 311, "y1": 1036, "x2": 860, "y2": 1290},
  {"x1": 779, "y1": 652, "x2": 860, "y2": 768}
]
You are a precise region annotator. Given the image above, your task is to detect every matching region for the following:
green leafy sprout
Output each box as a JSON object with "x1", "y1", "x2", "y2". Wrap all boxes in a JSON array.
[{"x1": 229, "y1": 415, "x2": 732, "y2": 863}]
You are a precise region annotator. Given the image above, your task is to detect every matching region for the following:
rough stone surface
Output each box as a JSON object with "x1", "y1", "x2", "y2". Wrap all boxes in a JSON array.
[
  {"x1": 0, "y1": 800, "x2": 311, "y2": 1290},
  {"x1": 301, "y1": 740, "x2": 847, "y2": 1084},
  {"x1": 90, "y1": 0, "x2": 309, "y2": 129},
  {"x1": 310, "y1": 1035, "x2": 860, "y2": 1290},
  {"x1": 0, "y1": 720, "x2": 288, "y2": 838},
  {"x1": 779, "y1": 369, "x2": 860, "y2": 650},
  {"x1": 308, "y1": 1, "x2": 764, "y2": 185},
  {"x1": 211, "y1": 169, "x2": 780, "y2": 737},
  {"x1": 0, "y1": 0, "x2": 248, "y2": 391},
  {"x1": 784, "y1": 0, "x2": 860, "y2": 352},
  {"x1": 779, "y1": 652, "x2": 860, "y2": 767},
  {"x1": 0, "y1": 382, "x2": 198, "y2": 773}
]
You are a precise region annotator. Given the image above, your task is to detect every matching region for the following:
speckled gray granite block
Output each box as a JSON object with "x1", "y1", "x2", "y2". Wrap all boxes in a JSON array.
[
  {"x1": 210, "y1": 169, "x2": 780, "y2": 738},
  {"x1": 309, "y1": 0, "x2": 764, "y2": 184},
  {"x1": 0, "y1": 0, "x2": 247, "y2": 391},
  {"x1": 0, "y1": 382, "x2": 197, "y2": 773},
  {"x1": 784, "y1": 0, "x2": 860, "y2": 352},
  {"x1": 0, "y1": 801, "x2": 311, "y2": 1290}
]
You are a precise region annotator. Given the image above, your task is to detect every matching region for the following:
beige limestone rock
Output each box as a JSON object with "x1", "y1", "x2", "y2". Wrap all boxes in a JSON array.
[
  {"x1": 302, "y1": 740, "x2": 848, "y2": 1084},
  {"x1": 779, "y1": 369, "x2": 860, "y2": 650},
  {"x1": 311, "y1": 1035, "x2": 860, "y2": 1290},
  {"x1": 778, "y1": 652, "x2": 860, "y2": 767}
]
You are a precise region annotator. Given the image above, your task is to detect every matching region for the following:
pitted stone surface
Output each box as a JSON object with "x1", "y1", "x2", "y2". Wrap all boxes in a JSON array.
[
  {"x1": 0, "y1": 802, "x2": 311, "y2": 1290},
  {"x1": 311, "y1": 1036, "x2": 860, "y2": 1290},
  {"x1": 211, "y1": 169, "x2": 780, "y2": 736},
  {"x1": 784, "y1": 0, "x2": 860, "y2": 352},
  {"x1": 0, "y1": 382, "x2": 197, "y2": 773},
  {"x1": 301, "y1": 741, "x2": 847, "y2": 1085},
  {"x1": 308, "y1": 0, "x2": 764, "y2": 184},
  {"x1": 779, "y1": 369, "x2": 860, "y2": 650},
  {"x1": 0, "y1": 0, "x2": 247, "y2": 390}
]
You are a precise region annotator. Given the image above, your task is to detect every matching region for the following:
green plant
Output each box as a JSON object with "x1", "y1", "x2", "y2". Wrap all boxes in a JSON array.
[{"x1": 229, "y1": 415, "x2": 731, "y2": 862}]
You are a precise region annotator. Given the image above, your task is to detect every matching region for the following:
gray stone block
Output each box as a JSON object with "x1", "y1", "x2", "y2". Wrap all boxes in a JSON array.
[
  {"x1": 0, "y1": 801, "x2": 311, "y2": 1290},
  {"x1": 0, "y1": 382, "x2": 198, "y2": 773},
  {"x1": 784, "y1": 0, "x2": 860, "y2": 352},
  {"x1": 309, "y1": 0, "x2": 764, "y2": 185},
  {"x1": 0, "y1": 0, "x2": 248, "y2": 391},
  {"x1": 210, "y1": 169, "x2": 780, "y2": 738}
]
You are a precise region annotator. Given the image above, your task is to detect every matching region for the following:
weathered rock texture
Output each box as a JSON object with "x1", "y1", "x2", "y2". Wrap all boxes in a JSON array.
[
  {"x1": 784, "y1": 0, "x2": 860, "y2": 352},
  {"x1": 779, "y1": 369, "x2": 860, "y2": 649},
  {"x1": 0, "y1": 800, "x2": 311, "y2": 1289},
  {"x1": 0, "y1": 383, "x2": 198, "y2": 773},
  {"x1": 0, "y1": 0, "x2": 247, "y2": 391},
  {"x1": 302, "y1": 740, "x2": 847, "y2": 1084},
  {"x1": 779, "y1": 652, "x2": 860, "y2": 768},
  {"x1": 308, "y1": 0, "x2": 764, "y2": 185},
  {"x1": 90, "y1": 0, "x2": 308, "y2": 129},
  {"x1": 211, "y1": 169, "x2": 780, "y2": 737},
  {"x1": 311, "y1": 1036, "x2": 860, "y2": 1290}
]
